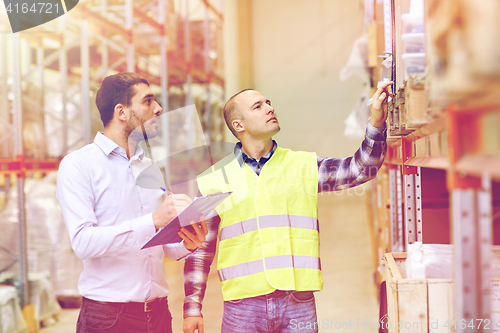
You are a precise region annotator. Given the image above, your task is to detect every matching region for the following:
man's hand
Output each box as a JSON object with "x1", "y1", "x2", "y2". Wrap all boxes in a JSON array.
[
  {"x1": 370, "y1": 81, "x2": 393, "y2": 129},
  {"x1": 183, "y1": 316, "x2": 204, "y2": 333},
  {"x1": 179, "y1": 219, "x2": 208, "y2": 251},
  {"x1": 152, "y1": 193, "x2": 192, "y2": 231}
]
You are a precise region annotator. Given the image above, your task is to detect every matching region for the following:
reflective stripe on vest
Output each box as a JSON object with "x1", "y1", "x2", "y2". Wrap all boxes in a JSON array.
[
  {"x1": 218, "y1": 255, "x2": 321, "y2": 282},
  {"x1": 220, "y1": 215, "x2": 318, "y2": 241}
]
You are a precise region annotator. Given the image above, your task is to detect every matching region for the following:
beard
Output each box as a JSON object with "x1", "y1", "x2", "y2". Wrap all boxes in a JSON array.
[{"x1": 127, "y1": 110, "x2": 159, "y2": 143}]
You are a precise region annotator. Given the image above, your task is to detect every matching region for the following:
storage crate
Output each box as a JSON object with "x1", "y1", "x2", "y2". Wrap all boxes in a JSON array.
[
  {"x1": 389, "y1": 87, "x2": 414, "y2": 136},
  {"x1": 385, "y1": 252, "x2": 454, "y2": 333},
  {"x1": 402, "y1": 33, "x2": 425, "y2": 53},
  {"x1": 401, "y1": 73, "x2": 428, "y2": 129},
  {"x1": 401, "y1": 53, "x2": 425, "y2": 81},
  {"x1": 401, "y1": 13, "x2": 424, "y2": 34},
  {"x1": 0, "y1": 285, "x2": 27, "y2": 333},
  {"x1": 385, "y1": 252, "x2": 500, "y2": 333},
  {"x1": 28, "y1": 273, "x2": 61, "y2": 330}
]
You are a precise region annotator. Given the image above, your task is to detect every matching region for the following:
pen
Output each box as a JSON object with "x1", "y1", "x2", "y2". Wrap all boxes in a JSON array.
[{"x1": 160, "y1": 187, "x2": 173, "y2": 195}]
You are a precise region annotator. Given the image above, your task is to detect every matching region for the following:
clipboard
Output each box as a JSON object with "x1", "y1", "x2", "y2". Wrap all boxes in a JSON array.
[{"x1": 141, "y1": 191, "x2": 231, "y2": 249}]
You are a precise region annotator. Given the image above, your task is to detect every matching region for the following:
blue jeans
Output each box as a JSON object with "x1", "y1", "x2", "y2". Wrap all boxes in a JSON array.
[
  {"x1": 76, "y1": 297, "x2": 172, "y2": 333},
  {"x1": 221, "y1": 290, "x2": 318, "y2": 333}
]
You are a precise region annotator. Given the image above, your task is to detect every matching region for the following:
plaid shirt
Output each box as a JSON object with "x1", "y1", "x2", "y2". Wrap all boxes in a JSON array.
[{"x1": 183, "y1": 122, "x2": 387, "y2": 318}]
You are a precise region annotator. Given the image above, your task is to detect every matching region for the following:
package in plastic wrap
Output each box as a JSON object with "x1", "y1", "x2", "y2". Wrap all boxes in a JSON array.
[
  {"x1": 406, "y1": 242, "x2": 500, "y2": 279},
  {"x1": 0, "y1": 285, "x2": 27, "y2": 333},
  {"x1": 0, "y1": 172, "x2": 82, "y2": 298},
  {"x1": 28, "y1": 272, "x2": 62, "y2": 327}
]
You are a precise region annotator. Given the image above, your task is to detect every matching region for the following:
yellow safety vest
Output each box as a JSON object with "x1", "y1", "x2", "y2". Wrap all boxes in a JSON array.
[{"x1": 197, "y1": 147, "x2": 323, "y2": 301}]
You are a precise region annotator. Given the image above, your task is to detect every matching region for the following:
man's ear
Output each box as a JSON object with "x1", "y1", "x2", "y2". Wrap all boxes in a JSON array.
[
  {"x1": 232, "y1": 119, "x2": 244, "y2": 134},
  {"x1": 114, "y1": 104, "x2": 127, "y2": 122}
]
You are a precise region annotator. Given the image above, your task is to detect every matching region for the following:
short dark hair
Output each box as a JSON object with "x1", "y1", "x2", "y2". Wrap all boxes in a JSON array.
[
  {"x1": 223, "y1": 89, "x2": 254, "y2": 138},
  {"x1": 95, "y1": 72, "x2": 149, "y2": 127}
]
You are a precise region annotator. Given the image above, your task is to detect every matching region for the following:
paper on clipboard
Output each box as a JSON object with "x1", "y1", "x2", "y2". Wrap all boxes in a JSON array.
[{"x1": 141, "y1": 192, "x2": 232, "y2": 249}]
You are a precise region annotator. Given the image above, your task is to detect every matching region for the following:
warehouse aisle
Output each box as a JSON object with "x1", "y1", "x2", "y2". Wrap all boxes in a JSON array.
[{"x1": 40, "y1": 186, "x2": 379, "y2": 333}]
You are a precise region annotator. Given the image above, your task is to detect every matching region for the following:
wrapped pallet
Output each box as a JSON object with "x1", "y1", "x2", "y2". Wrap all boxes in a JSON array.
[
  {"x1": 0, "y1": 173, "x2": 82, "y2": 301},
  {"x1": 0, "y1": 285, "x2": 27, "y2": 333},
  {"x1": 385, "y1": 244, "x2": 500, "y2": 332}
]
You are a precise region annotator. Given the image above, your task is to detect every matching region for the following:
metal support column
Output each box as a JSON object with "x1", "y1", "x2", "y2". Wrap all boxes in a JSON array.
[
  {"x1": 125, "y1": 0, "x2": 134, "y2": 72},
  {"x1": 389, "y1": 166, "x2": 403, "y2": 252},
  {"x1": 101, "y1": 39, "x2": 108, "y2": 78},
  {"x1": 402, "y1": 139, "x2": 419, "y2": 248},
  {"x1": 36, "y1": 43, "x2": 47, "y2": 158},
  {"x1": 1, "y1": 34, "x2": 11, "y2": 157},
  {"x1": 403, "y1": 168, "x2": 422, "y2": 246},
  {"x1": 478, "y1": 174, "x2": 492, "y2": 323},
  {"x1": 451, "y1": 174, "x2": 493, "y2": 333},
  {"x1": 396, "y1": 165, "x2": 403, "y2": 249},
  {"x1": 404, "y1": 173, "x2": 416, "y2": 246},
  {"x1": 100, "y1": 0, "x2": 108, "y2": 85},
  {"x1": 184, "y1": 0, "x2": 192, "y2": 107},
  {"x1": 60, "y1": 18, "x2": 68, "y2": 155},
  {"x1": 415, "y1": 167, "x2": 422, "y2": 240},
  {"x1": 203, "y1": 2, "x2": 212, "y2": 141},
  {"x1": 453, "y1": 188, "x2": 479, "y2": 331},
  {"x1": 184, "y1": 0, "x2": 195, "y2": 197},
  {"x1": 218, "y1": 0, "x2": 224, "y2": 105},
  {"x1": 447, "y1": 105, "x2": 491, "y2": 332},
  {"x1": 159, "y1": 0, "x2": 170, "y2": 183},
  {"x1": 81, "y1": 18, "x2": 91, "y2": 144},
  {"x1": 12, "y1": 33, "x2": 29, "y2": 309}
]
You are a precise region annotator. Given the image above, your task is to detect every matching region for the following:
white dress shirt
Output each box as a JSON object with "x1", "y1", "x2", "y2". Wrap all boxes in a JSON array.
[{"x1": 56, "y1": 132, "x2": 191, "y2": 302}]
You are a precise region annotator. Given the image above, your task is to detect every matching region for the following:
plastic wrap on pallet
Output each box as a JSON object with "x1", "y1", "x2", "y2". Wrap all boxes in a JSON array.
[
  {"x1": 28, "y1": 273, "x2": 61, "y2": 325},
  {"x1": 343, "y1": 86, "x2": 371, "y2": 140},
  {"x1": 0, "y1": 285, "x2": 27, "y2": 333},
  {"x1": 406, "y1": 242, "x2": 500, "y2": 279},
  {"x1": 339, "y1": 34, "x2": 369, "y2": 83},
  {"x1": 0, "y1": 172, "x2": 82, "y2": 297}
]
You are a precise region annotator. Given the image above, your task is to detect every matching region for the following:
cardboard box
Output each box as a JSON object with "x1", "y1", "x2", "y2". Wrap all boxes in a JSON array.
[{"x1": 403, "y1": 73, "x2": 428, "y2": 129}]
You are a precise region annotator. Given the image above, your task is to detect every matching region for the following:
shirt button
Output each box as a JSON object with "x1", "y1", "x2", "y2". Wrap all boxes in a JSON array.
[
  {"x1": 152, "y1": 278, "x2": 155, "y2": 281},
  {"x1": 149, "y1": 252, "x2": 153, "y2": 257}
]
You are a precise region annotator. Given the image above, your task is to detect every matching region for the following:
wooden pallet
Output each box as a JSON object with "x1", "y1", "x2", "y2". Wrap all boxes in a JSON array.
[{"x1": 385, "y1": 252, "x2": 454, "y2": 333}]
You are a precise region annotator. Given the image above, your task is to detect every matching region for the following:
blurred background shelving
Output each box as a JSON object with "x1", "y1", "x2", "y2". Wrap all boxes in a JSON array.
[
  {"x1": 0, "y1": 0, "x2": 225, "y2": 330},
  {"x1": 365, "y1": 0, "x2": 500, "y2": 331}
]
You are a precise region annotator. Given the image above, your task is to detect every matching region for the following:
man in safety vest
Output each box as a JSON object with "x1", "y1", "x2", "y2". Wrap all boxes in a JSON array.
[{"x1": 183, "y1": 82, "x2": 392, "y2": 333}]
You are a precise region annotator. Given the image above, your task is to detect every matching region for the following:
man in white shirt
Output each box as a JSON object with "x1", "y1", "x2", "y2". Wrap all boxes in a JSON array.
[{"x1": 56, "y1": 72, "x2": 207, "y2": 333}]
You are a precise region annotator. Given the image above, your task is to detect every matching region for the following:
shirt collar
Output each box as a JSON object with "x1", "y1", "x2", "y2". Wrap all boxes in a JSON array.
[
  {"x1": 94, "y1": 132, "x2": 145, "y2": 161},
  {"x1": 234, "y1": 140, "x2": 278, "y2": 167}
]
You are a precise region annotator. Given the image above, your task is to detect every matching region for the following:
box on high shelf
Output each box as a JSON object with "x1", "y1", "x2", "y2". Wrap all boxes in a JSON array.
[
  {"x1": 401, "y1": 73, "x2": 428, "y2": 129},
  {"x1": 388, "y1": 86, "x2": 414, "y2": 136},
  {"x1": 426, "y1": 0, "x2": 500, "y2": 103}
]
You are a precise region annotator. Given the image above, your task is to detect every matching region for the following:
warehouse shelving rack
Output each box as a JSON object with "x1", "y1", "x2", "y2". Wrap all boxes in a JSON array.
[
  {"x1": 0, "y1": 0, "x2": 224, "y2": 328},
  {"x1": 365, "y1": 0, "x2": 500, "y2": 331}
]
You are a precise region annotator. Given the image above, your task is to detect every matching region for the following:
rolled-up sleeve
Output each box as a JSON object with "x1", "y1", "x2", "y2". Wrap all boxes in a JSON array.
[{"x1": 318, "y1": 121, "x2": 387, "y2": 192}]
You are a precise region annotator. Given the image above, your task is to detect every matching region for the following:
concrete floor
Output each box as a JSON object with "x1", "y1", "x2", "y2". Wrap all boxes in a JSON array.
[{"x1": 39, "y1": 187, "x2": 379, "y2": 333}]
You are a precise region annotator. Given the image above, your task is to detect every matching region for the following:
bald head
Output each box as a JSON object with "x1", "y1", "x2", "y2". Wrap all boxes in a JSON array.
[{"x1": 223, "y1": 89, "x2": 254, "y2": 138}]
